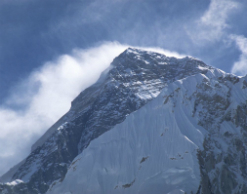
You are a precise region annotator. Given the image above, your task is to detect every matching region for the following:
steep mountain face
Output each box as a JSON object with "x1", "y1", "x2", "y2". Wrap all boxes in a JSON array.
[{"x1": 1, "y1": 48, "x2": 247, "y2": 194}]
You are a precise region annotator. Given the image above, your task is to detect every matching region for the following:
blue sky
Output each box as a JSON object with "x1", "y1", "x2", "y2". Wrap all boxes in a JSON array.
[{"x1": 0, "y1": 0, "x2": 247, "y2": 176}]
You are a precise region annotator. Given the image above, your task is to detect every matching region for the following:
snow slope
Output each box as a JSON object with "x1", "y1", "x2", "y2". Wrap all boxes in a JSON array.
[
  {"x1": 47, "y1": 74, "x2": 206, "y2": 194},
  {"x1": 47, "y1": 69, "x2": 247, "y2": 194}
]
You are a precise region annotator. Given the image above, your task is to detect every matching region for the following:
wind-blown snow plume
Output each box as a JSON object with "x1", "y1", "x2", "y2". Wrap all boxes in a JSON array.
[
  {"x1": 0, "y1": 42, "x2": 185, "y2": 176},
  {"x1": 0, "y1": 42, "x2": 127, "y2": 176}
]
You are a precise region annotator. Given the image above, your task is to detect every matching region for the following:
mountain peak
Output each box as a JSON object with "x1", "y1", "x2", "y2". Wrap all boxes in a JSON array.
[{"x1": 2, "y1": 48, "x2": 246, "y2": 194}]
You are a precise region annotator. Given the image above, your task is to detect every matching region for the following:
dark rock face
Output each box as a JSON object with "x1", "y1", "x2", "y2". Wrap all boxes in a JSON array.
[
  {"x1": 191, "y1": 76, "x2": 247, "y2": 194},
  {"x1": 0, "y1": 48, "x2": 211, "y2": 194},
  {"x1": 159, "y1": 68, "x2": 247, "y2": 194}
]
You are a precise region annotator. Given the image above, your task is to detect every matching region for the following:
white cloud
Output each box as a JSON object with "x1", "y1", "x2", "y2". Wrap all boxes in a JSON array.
[
  {"x1": 185, "y1": 0, "x2": 247, "y2": 76},
  {"x1": 0, "y1": 42, "x2": 127, "y2": 176},
  {"x1": 201, "y1": 0, "x2": 238, "y2": 40},
  {"x1": 230, "y1": 35, "x2": 247, "y2": 75},
  {"x1": 187, "y1": 0, "x2": 239, "y2": 44}
]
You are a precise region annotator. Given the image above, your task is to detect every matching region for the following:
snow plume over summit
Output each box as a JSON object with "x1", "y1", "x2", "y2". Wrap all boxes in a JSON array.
[
  {"x1": 0, "y1": 42, "x2": 127, "y2": 176},
  {"x1": 0, "y1": 42, "x2": 185, "y2": 177},
  {"x1": 0, "y1": 47, "x2": 211, "y2": 193}
]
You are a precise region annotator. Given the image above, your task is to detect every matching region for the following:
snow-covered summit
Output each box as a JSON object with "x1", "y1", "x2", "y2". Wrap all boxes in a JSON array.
[{"x1": 1, "y1": 48, "x2": 247, "y2": 194}]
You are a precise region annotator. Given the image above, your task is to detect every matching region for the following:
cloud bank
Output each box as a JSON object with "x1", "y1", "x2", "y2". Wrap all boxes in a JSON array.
[{"x1": 0, "y1": 42, "x2": 186, "y2": 177}]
